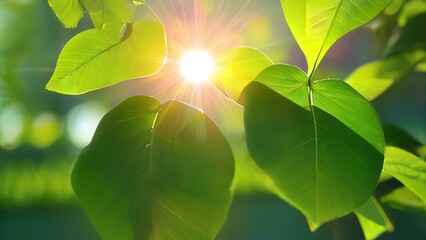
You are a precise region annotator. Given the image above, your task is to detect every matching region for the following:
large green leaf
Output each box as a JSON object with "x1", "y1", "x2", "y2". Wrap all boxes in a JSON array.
[
  {"x1": 381, "y1": 187, "x2": 426, "y2": 215},
  {"x1": 383, "y1": 146, "x2": 426, "y2": 202},
  {"x1": 281, "y1": 0, "x2": 392, "y2": 74},
  {"x1": 80, "y1": 0, "x2": 136, "y2": 28},
  {"x1": 211, "y1": 47, "x2": 273, "y2": 102},
  {"x1": 72, "y1": 96, "x2": 234, "y2": 240},
  {"x1": 242, "y1": 64, "x2": 384, "y2": 229},
  {"x1": 46, "y1": 20, "x2": 166, "y2": 95},
  {"x1": 48, "y1": 0, "x2": 84, "y2": 28},
  {"x1": 354, "y1": 197, "x2": 393, "y2": 240},
  {"x1": 346, "y1": 50, "x2": 425, "y2": 101}
]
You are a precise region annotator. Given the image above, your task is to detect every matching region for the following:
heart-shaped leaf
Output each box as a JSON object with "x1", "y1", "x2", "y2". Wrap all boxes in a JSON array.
[
  {"x1": 46, "y1": 20, "x2": 167, "y2": 95},
  {"x1": 281, "y1": 0, "x2": 392, "y2": 74},
  {"x1": 48, "y1": 0, "x2": 84, "y2": 28},
  {"x1": 242, "y1": 64, "x2": 384, "y2": 229},
  {"x1": 72, "y1": 96, "x2": 234, "y2": 240}
]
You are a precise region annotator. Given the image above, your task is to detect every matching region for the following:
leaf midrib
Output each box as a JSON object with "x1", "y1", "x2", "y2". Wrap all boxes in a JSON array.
[
  {"x1": 56, "y1": 31, "x2": 125, "y2": 82},
  {"x1": 147, "y1": 107, "x2": 210, "y2": 239},
  {"x1": 308, "y1": 1, "x2": 343, "y2": 75}
]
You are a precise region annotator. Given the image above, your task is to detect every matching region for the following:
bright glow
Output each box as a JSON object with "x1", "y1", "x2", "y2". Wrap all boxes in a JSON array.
[
  {"x1": 66, "y1": 102, "x2": 106, "y2": 148},
  {"x1": 180, "y1": 50, "x2": 215, "y2": 83}
]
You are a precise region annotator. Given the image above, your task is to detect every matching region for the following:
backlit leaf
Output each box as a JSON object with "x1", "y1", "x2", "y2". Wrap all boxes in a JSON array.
[
  {"x1": 381, "y1": 187, "x2": 426, "y2": 215},
  {"x1": 281, "y1": 0, "x2": 392, "y2": 74},
  {"x1": 80, "y1": 0, "x2": 136, "y2": 28},
  {"x1": 72, "y1": 96, "x2": 234, "y2": 240},
  {"x1": 46, "y1": 20, "x2": 166, "y2": 95},
  {"x1": 346, "y1": 50, "x2": 425, "y2": 101},
  {"x1": 211, "y1": 47, "x2": 273, "y2": 102},
  {"x1": 48, "y1": 0, "x2": 84, "y2": 28},
  {"x1": 242, "y1": 64, "x2": 384, "y2": 229},
  {"x1": 383, "y1": 146, "x2": 426, "y2": 202}
]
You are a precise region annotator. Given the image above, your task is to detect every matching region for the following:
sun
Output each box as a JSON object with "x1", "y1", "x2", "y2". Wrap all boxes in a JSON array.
[{"x1": 180, "y1": 50, "x2": 215, "y2": 84}]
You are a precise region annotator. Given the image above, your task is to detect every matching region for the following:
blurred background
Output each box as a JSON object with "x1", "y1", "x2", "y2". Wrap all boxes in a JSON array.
[{"x1": 0, "y1": 0, "x2": 425, "y2": 239}]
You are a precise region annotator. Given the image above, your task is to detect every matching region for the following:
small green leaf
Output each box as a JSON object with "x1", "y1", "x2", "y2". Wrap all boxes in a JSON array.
[
  {"x1": 46, "y1": 20, "x2": 166, "y2": 95},
  {"x1": 281, "y1": 0, "x2": 392, "y2": 74},
  {"x1": 242, "y1": 64, "x2": 384, "y2": 229},
  {"x1": 381, "y1": 187, "x2": 426, "y2": 215},
  {"x1": 72, "y1": 96, "x2": 234, "y2": 240},
  {"x1": 211, "y1": 47, "x2": 273, "y2": 102},
  {"x1": 80, "y1": 0, "x2": 136, "y2": 28},
  {"x1": 346, "y1": 50, "x2": 425, "y2": 101},
  {"x1": 354, "y1": 197, "x2": 394, "y2": 240},
  {"x1": 383, "y1": 146, "x2": 426, "y2": 202},
  {"x1": 48, "y1": 0, "x2": 84, "y2": 28}
]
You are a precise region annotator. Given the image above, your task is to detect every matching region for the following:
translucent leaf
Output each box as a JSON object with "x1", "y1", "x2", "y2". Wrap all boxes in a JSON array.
[
  {"x1": 46, "y1": 20, "x2": 167, "y2": 95},
  {"x1": 354, "y1": 197, "x2": 393, "y2": 240},
  {"x1": 211, "y1": 47, "x2": 273, "y2": 102},
  {"x1": 242, "y1": 64, "x2": 384, "y2": 229},
  {"x1": 381, "y1": 187, "x2": 426, "y2": 215},
  {"x1": 281, "y1": 0, "x2": 392, "y2": 74},
  {"x1": 346, "y1": 50, "x2": 425, "y2": 101},
  {"x1": 80, "y1": 0, "x2": 136, "y2": 28},
  {"x1": 48, "y1": 0, "x2": 84, "y2": 28},
  {"x1": 72, "y1": 96, "x2": 234, "y2": 240},
  {"x1": 383, "y1": 146, "x2": 426, "y2": 202}
]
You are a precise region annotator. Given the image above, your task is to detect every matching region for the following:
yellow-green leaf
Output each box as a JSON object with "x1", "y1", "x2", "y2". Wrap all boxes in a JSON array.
[
  {"x1": 80, "y1": 0, "x2": 136, "y2": 28},
  {"x1": 354, "y1": 197, "x2": 394, "y2": 240},
  {"x1": 383, "y1": 146, "x2": 426, "y2": 202},
  {"x1": 46, "y1": 20, "x2": 166, "y2": 95},
  {"x1": 211, "y1": 47, "x2": 273, "y2": 102},
  {"x1": 346, "y1": 50, "x2": 425, "y2": 100},
  {"x1": 48, "y1": 0, "x2": 84, "y2": 28},
  {"x1": 281, "y1": 0, "x2": 392, "y2": 74}
]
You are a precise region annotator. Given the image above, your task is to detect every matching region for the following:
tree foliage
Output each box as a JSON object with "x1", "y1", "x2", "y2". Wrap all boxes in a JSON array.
[{"x1": 43, "y1": 0, "x2": 426, "y2": 239}]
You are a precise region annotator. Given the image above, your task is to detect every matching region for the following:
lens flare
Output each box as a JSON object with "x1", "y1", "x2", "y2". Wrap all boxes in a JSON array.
[{"x1": 180, "y1": 50, "x2": 215, "y2": 84}]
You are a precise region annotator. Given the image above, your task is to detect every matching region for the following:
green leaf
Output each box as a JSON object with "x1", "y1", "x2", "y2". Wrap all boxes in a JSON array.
[
  {"x1": 346, "y1": 50, "x2": 425, "y2": 101},
  {"x1": 242, "y1": 64, "x2": 384, "y2": 229},
  {"x1": 48, "y1": 0, "x2": 84, "y2": 28},
  {"x1": 381, "y1": 187, "x2": 426, "y2": 215},
  {"x1": 354, "y1": 197, "x2": 393, "y2": 240},
  {"x1": 80, "y1": 0, "x2": 136, "y2": 28},
  {"x1": 46, "y1": 20, "x2": 167, "y2": 95},
  {"x1": 389, "y1": 13, "x2": 426, "y2": 56},
  {"x1": 398, "y1": 0, "x2": 426, "y2": 27},
  {"x1": 211, "y1": 47, "x2": 273, "y2": 102},
  {"x1": 383, "y1": 146, "x2": 426, "y2": 202},
  {"x1": 281, "y1": 0, "x2": 392, "y2": 74},
  {"x1": 72, "y1": 96, "x2": 234, "y2": 240}
]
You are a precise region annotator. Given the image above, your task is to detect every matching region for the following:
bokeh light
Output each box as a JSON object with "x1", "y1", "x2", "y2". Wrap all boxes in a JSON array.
[
  {"x1": 66, "y1": 102, "x2": 107, "y2": 148},
  {"x1": 0, "y1": 102, "x2": 25, "y2": 149},
  {"x1": 28, "y1": 112, "x2": 63, "y2": 148}
]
